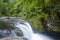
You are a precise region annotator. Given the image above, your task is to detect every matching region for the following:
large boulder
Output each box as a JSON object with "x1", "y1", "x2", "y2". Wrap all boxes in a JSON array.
[{"x1": 0, "y1": 17, "x2": 23, "y2": 38}]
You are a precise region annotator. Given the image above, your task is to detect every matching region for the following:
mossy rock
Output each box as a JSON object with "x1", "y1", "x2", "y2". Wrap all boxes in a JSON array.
[
  {"x1": 0, "y1": 20, "x2": 14, "y2": 30},
  {"x1": 0, "y1": 17, "x2": 25, "y2": 30},
  {"x1": 15, "y1": 29, "x2": 23, "y2": 36},
  {"x1": 0, "y1": 17, "x2": 24, "y2": 37}
]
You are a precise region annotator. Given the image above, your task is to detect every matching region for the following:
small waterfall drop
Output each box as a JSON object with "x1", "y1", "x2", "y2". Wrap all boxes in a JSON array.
[{"x1": 14, "y1": 22, "x2": 53, "y2": 40}]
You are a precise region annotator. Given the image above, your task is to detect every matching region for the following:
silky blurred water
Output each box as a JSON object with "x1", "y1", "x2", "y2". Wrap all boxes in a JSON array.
[{"x1": 14, "y1": 22, "x2": 53, "y2": 40}]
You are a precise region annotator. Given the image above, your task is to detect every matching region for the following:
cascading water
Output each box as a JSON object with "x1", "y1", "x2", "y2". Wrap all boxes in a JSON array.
[
  {"x1": 0, "y1": 17, "x2": 54, "y2": 40},
  {"x1": 14, "y1": 21, "x2": 53, "y2": 40},
  {"x1": 14, "y1": 22, "x2": 32, "y2": 40}
]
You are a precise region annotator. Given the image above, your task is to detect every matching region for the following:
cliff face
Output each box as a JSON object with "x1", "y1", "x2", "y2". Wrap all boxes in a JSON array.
[{"x1": 0, "y1": 36, "x2": 23, "y2": 40}]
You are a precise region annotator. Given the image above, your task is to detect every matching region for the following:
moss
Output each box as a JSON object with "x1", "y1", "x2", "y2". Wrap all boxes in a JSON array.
[{"x1": 0, "y1": 20, "x2": 14, "y2": 30}]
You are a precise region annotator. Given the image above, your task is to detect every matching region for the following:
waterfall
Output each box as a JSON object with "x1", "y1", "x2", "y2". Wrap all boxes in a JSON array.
[{"x1": 14, "y1": 22, "x2": 53, "y2": 40}]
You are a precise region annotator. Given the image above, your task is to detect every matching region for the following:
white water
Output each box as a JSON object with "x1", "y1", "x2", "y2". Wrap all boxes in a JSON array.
[{"x1": 14, "y1": 22, "x2": 53, "y2": 40}]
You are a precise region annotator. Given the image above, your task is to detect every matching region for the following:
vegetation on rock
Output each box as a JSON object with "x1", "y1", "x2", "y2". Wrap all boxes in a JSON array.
[{"x1": 0, "y1": 0, "x2": 60, "y2": 32}]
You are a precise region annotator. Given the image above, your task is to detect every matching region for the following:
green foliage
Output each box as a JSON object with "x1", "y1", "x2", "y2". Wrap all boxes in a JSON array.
[{"x1": 0, "y1": 0, "x2": 60, "y2": 32}]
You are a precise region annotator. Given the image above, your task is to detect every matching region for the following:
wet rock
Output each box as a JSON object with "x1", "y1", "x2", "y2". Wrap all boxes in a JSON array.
[
  {"x1": 0, "y1": 17, "x2": 23, "y2": 38},
  {"x1": 0, "y1": 30, "x2": 11, "y2": 38},
  {"x1": 23, "y1": 37, "x2": 28, "y2": 40},
  {"x1": 0, "y1": 36, "x2": 23, "y2": 40},
  {"x1": 0, "y1": 29, "x2": 23, "y2": 38},
  {"x1": 0, "y1": 21, "x2": 15, "y2": 30}
]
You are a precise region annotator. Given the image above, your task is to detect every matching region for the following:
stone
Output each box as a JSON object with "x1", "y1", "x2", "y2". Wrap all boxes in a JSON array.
[
  {"x1": 0, "y1": 36, "x2": 23, "y2": 40},
  {"x1": 0, "y1": 17, "x2": 23, "y2": 37}
]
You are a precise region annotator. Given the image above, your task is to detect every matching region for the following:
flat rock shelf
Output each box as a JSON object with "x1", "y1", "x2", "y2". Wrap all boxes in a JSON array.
[{"x1": 0, "y1": 36, "x2": 23, "y2": 40}]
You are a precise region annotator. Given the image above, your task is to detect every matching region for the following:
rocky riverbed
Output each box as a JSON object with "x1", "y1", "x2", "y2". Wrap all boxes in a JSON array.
[
  {"x1": 0, "y1": 17, "x2": 28, "y2": 40},
  {"x1": 0, "y1": 36, "x2": 23, "y2": 40}
]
